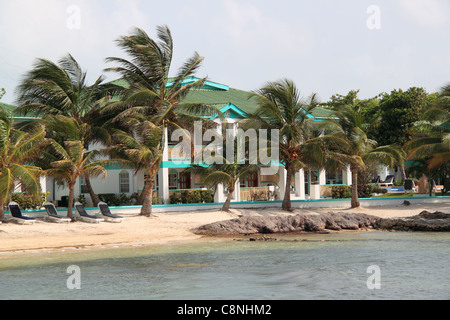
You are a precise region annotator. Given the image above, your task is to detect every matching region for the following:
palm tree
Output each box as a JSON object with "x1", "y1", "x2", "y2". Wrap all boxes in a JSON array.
[
  {"x1": 187, "y1": 137, "x2": 260, "y2": 212},
  {"x1": 43, "y1": 116, "x2": 122, "y2": 219},
  {"x1": 405, "y1": 84, "x2": 450, "y2": 172},
  {"x1": 108, "y1": 119, "x2": 164, "y2": 217},
  {"x1": 247, "y1": 79, "x2": 328, "y2": 211},
  {"x1": 104, "y1": 25, "x2": 220, "y2": 205},
  {"x1": 328, "y1": 106, "x2": 405, "y2": 208},
  {"x1": 15, "y1": 54, "x2": 121, "y2": 206},
  {"x1": 0, "y1": 108, "x2": 45, "y2": 221},
  {"x1": 105, "y1": 25, "x2": 218, "y2": 127}
]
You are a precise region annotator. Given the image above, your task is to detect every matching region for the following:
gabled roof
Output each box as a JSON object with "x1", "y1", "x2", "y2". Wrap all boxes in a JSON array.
[{"x1": 2, "y1": 77, "x2": 338, "y2": 121}]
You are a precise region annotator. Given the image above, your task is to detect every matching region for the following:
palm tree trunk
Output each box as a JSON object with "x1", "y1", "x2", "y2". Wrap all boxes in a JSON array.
[
  {"x1": 222, "y1": 187, "x2": 234, "y2": 212},
  {"x1": 67, "y1": 182, "x2": 75, "y2": 220},
  {"x1": 136, "y1": 181, "x2": 149, "y2": 205},
  {"x1": 84, "y1": 173, "x2": 101, "y2": 206},
  {"x1": 0, "y1": 204, "x2": 4, "y2": 222},
  {"x1": 399, "y1": 164, "x2": 406, "y2": 181},
  {"x1": 351, "y1": 167, "x2": 360, "y2": 208},
  {"x1": 141, "y1": 177, "x2": 155, "y2": 217},
  {"x1": 282, "y1": 168, "x2": 293, "y2": 211}
]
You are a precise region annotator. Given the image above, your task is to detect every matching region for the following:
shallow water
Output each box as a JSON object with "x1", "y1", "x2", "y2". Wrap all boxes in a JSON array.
[{"x1": 0, "y1": 232, "x2": 449, "y2": 300}]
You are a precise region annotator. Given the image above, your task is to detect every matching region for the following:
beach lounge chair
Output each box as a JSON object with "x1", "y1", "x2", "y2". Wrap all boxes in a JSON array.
[
  {"x1": 379, "y1": 175, "x2": 395, "y2": 187},
  {"x1": 404, "y1": 179, "x2": 415, "y2": 192},
  {"x1": 43, "y1": 202, "x2": 71, "y2": 223},
  {"x1": 8, "y1": 202, "x2": 36, "y2": 225},
  {"x1": 74, "y1": 202, "x2": 104, "y2": 223},
  {"x1": 98, "y1": 202, "x2": 125, "y2": 223},
  {"x1": 371, "y1": 176, "x2": 380, "y2": 184},
  {"x1": 442, "y1": 182, "x2": 450, "y2": 194}
]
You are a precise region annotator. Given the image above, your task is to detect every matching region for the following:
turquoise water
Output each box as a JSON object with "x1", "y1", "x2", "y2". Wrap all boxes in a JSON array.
[{"x1": 0, "y1": 232, "x2": 449, "y2": 300}]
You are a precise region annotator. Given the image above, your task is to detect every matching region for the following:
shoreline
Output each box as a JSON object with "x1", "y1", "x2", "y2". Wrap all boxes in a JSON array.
[{"x1": 0, "y1": 202, "x2": 449, "y2": 258}]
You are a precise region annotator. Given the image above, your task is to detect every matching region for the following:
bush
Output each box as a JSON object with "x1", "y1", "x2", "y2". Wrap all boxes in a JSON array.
[
  {"x1": 170, "y1": 190, "x2": 214, "y2": 204},
  {"x1": 394, "y1": 180, "x2": 403, "y2": 187},
  {"x1": 11, "y1": 192, "x2": 50, "y2": 210},
  {"x1": 331, "y1": 186, "x2": 351, "y2": 199},
  {"x1": 358, "y1": 184, "x2": 375, "y2": 198},
  {"x1": 372, "y1": 187, "x2": 388, "y2": 194},
  {"x1": 98, "y1": 193, "x2": 134, "y2": 206}
]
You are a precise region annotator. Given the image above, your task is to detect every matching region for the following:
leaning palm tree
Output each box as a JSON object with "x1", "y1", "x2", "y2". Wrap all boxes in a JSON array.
[
  {"x1": 328, "y1": 106, "x2": 405, "y2": 208},
  {"x1": 15, "y1": 54, "x2": 121, "y2": 206},
  {"x1": 187, "y1": 137, "x2": 260, "y2": 212},
  {"x1": 0, "y1": 108, "x2": 46, "y2": 221},
  {"x1": 104, "y1": 25, "x2": 221, "y2": 204},
  {"x1": 43, "y1": 116, "x2": 122, "y2": 219},
  {"x1": 246, "y1": 79, "x2": 328, "y2": 211},
  {"x1": 405, "y1": 85, "x2": 450, "y2": 171},
  {"x1": 108, "y1": 119, "x2": 164, "y2": 217}
]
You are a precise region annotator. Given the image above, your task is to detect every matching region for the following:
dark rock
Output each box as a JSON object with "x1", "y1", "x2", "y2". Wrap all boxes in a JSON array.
[
  {"x1": 373, "y1": 211, "x2": 450, "y2": 232},
  {"x1": 193, "y1": 213, "x2": 379, "y2": 236},
  {"x1": 194, "y1": 211, "x2": 450, "y2": 236}
]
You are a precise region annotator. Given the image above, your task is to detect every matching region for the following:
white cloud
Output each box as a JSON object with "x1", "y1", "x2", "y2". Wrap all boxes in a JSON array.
[
  {"x1": 0, "y1": 0, "x2": 150, "y2": 102},
  {"x1": 398, "y1": 0, "x2": 449, "y2": 29}
]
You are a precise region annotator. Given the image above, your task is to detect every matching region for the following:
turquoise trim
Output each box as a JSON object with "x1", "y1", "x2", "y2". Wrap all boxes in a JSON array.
[
  {"x1": 166, "y1": 77, "x2": 229, "y2": 91},
  {"x1": 241, "y1": 186, "x2": 270, "y2": 190},
  {"x1": 7, "y1": 196, "x2": 450, "y2": 213},
  {"x1": 170, "y1": 188, "x2": 207, "y2": 192},
  {"x1": 104, "y1": 163, "x2": 134, "y2": 170},
  {"x1": 220, "y1": 104, "x2": 248, "y2": 118}
]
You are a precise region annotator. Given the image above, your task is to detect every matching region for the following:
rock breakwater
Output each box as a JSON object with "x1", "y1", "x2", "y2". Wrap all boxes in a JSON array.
[
  {"x1": 193, "y1": 211, "x2": 450, "y2": 236},
  {"x1": 193, "y1": 213, "x2": 378, "y2": 236},
  {"x1": 374, "y1": 211, "x2": 450, "y2": 232}
]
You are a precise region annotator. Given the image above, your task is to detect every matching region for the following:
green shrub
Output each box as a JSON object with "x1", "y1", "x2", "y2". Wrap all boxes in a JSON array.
[
  {"x1": 358, "y1": 184, "x2": 375, "y2": 198},
  {"x1": 372, "y1": 187, "x2": 388, "y2": 194},
  {"x1": 98, "y1": 193, "x2": 133, "y2": 206},
  {"x1": 11, "y1": 192, "x2": 50, "y2": 210},
  {"x1": 394, "y1": 180, "x2": 403, "y2": 187},
  {"x1": 170, "y1": 190, "x2": 214, "y2": 204},
  {"x1": 331, "y1": 186, "x2": 351, "y2": 199}
]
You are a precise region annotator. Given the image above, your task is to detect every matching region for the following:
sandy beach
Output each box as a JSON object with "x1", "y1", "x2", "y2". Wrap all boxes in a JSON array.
[{"x1": 0, "y1": 202, "x2": 449, "y2": 255}]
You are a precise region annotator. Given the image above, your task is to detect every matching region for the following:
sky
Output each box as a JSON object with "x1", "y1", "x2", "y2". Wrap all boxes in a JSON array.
[{"x1": 0, "y1": 0, "x2": 449, "y2": 105}]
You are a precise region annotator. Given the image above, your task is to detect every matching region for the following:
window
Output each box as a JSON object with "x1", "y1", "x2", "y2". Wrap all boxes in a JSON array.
[
  {"x1": 80, "y1": 176, "x2": 89, "y2": 194},
  {"x1": 169, "y1": 172, "x2": 178, "y2": 190},
  {"x1": 326, "y1": 171, "x2": 343, "y2": 185},
  {"x1": 246, "y1": 173, "x2": 258, "y2": 188},
  {"x1": 310, "y1": 170, "x2": 319, "y2": 185},
  {"x1": 179, "y1": 172, "x2": 191, "y2": 190},
  {"x1": 241, "y1": 173, "x2": 258, "y2": 188},
  {"x1": 119, "y1": 171, "x2": 130, "y2": 193}
]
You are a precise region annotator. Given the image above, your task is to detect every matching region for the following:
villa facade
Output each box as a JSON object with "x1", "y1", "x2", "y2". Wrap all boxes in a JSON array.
[{"x1": 2, "y1": 79, "x2": 401, "y2": 207}]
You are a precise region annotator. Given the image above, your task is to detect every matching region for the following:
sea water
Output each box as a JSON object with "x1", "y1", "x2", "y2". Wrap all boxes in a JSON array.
[{"x1": 0, "y1": 232, "x2": 448, "y2": 300}]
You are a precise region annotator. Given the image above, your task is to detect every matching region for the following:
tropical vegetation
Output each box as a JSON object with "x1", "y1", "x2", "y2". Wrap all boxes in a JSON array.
[
  {"x1": 0, "y1": 24, "x2": 448, "y2": 221},
  {"x1": 0, "y1": 108, "x2": 46, "y2": 221}
]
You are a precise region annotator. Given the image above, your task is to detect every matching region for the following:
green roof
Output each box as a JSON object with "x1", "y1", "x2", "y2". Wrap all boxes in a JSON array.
[
  {"x1": 183, "y1": 87, "x2": 260, "y2": 115},
  {"x1": 2, "y1": 78, "x2": 338, "y2": 121}
]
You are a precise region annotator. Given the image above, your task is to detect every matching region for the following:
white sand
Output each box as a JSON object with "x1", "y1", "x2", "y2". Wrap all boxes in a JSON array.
[{"x1": 0, "y1": 202, "x2": 449, "y2": 254}]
